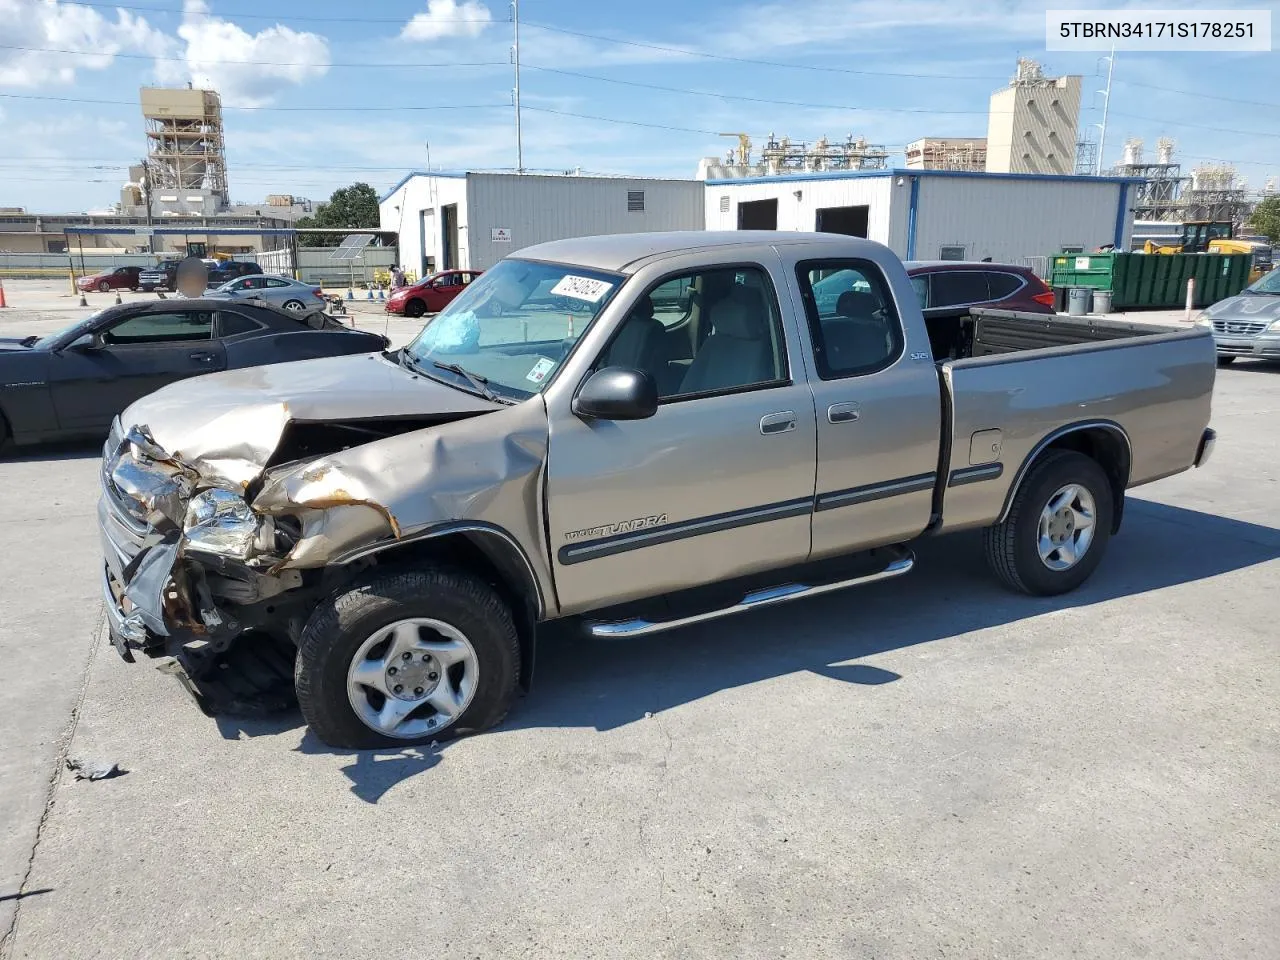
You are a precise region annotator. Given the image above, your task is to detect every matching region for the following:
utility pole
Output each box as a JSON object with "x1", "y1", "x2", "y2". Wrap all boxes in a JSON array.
[
  {"x1": 512, "y1": 0, "x2": 523, "y2": 173},
  {"x1": 140, "y1": 159, "x2": 157, "y2": 254},
  {"x1": 1095, "y1": 46, "x2": 1115, "y2": 176}
]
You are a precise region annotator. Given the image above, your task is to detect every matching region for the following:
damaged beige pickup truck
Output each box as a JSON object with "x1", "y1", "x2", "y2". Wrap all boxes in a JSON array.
[{"x1": 99, "y1": 232, "x2": 1217, "y2": 747}]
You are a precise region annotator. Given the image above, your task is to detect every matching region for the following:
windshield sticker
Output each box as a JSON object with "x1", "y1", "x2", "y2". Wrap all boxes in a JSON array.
[
  {"x1": 526, "y1": 357, "x2": 556, "y2": 384},
  {"x1": 550, "y1": 275, "x2": 613, "y2": 303}
]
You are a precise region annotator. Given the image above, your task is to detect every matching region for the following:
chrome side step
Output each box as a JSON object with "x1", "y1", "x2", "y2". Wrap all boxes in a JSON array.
[{"x1": 586, "y1": 554, "x2": 914, "y2": 639}]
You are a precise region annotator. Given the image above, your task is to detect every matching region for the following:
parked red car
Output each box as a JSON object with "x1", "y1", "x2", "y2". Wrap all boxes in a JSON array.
[
  {"x1": 905, "y1": 261, "x2": 1055, "y2": 314},
  {"x1": 385, "y1": 269, "x2": 483, "y2": 318},
  {"x1": 77, "y1": 266, "x2": 143, "y2": 293}
]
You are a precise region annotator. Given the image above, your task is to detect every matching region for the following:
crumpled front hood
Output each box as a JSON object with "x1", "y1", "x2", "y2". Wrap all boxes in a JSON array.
[
  {"x1": 1206, "y1": 294, "x2": 1280, "y2": 321},
  {"x1": 121, "y1": 351, "x2": 499, "y2": 486}
]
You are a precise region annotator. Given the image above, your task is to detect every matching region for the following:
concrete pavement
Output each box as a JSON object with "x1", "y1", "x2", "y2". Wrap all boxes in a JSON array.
[{"x1": 0, "y1": 279, "x2": 1277, "y2": 958}]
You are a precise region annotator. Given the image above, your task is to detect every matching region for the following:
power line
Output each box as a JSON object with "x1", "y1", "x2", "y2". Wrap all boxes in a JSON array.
[
  {"x1": 1109, "y1": 110, "x2": 1280, "y2": 140},
  {"x1": 522, "y1": 20, "x2": 1007, "y2": 81},
  {"x1": 46, "y1": 0, "x2": 1280, "y2": 108},
  {"x1": 0, "y1": 91, "x2": 508, "y2": 112},
  {"x1": 54, "y1": 1, "x2": 499, "y2": 25},
  {"x1": 0, "y1": 43, "x2": 505, "y2": 70},
  {"x1": 1114, "y1": 78, "x2": 1280, "y2": 110},
  {"x1": 54, "y1": 0, "x2": 1007, "y2": 81},
  {"x1": 524, "y1": 64, "x2": 991, "y2": 114}
]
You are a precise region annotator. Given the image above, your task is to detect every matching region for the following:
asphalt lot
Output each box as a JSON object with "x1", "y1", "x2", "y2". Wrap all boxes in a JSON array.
[{"x1": 1, "y1": 279, "x2": 1278, "y2": 958}]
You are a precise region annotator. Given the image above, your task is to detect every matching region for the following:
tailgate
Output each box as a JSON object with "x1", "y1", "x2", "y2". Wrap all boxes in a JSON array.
[{"x1": 937, "y1": 325, "x2": 1215, "y2": 533}]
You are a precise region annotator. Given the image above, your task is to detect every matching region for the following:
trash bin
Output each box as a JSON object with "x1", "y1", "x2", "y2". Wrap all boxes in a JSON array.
[
  {"x1": 1091, "y1": 288, "x2": 1113, "y2": 314},
  {"x1": 1067, "y1": 286, "x2": 1091, "y2": 316}
]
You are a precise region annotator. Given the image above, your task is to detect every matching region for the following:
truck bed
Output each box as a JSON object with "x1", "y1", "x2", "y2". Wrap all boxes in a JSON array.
[
  {"x1": 932, "y1": 308, "x2": 1216, "y2": 533},
  {"x1": 926, "y1": 307, "x2": 1183, "y2": 362}
]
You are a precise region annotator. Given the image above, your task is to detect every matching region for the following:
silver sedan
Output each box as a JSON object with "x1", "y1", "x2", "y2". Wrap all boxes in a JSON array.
[{"x1": 206, "y1": 275, "x2": 328, "y2": 313}]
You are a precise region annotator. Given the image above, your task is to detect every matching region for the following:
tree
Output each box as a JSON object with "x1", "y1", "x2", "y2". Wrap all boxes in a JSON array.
[
  {"x1": 296, "y1": 182, "x2": 381, "y2": 246},
  {"x1": 1248, "y1": 196, "x2": 1280, "y2": 243}
]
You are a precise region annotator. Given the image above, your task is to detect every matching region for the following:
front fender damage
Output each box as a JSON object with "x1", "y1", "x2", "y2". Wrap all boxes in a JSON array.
[{"x1": 104, "y1": 399, "x2": 550, "y2": 712}]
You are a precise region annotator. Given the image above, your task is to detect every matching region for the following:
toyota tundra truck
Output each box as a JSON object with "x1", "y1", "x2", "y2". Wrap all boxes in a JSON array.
[{"x1": 98, "y1": 232, "x2": 1217, "y2": 747}]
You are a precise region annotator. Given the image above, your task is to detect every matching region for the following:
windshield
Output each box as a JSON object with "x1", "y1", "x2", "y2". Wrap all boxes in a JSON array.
[
  {"x1": 28, "y1": 311, "x2": 104, "y2": 349},
  {"x1": 401, "y1": 258, "x2": 623, "y2": 401},
  {"x1": 1245, "y1": 269, "x2": 1280, "y2": 295}
]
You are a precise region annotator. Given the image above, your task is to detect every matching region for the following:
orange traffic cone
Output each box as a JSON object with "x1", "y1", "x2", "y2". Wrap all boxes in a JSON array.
[{"x1": 0, "y1": 278, "x2": 7, "y2": 308}]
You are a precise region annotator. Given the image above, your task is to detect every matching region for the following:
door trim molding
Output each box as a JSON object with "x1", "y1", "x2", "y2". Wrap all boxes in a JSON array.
[
  {"x1": 557, "y1": 496, "x2": 813, "y2": 566},
  {"x1": 947, "y1": 463, "x2": 1004, "y2": 487},
  {"x1": 815, "y1": 472, "x2": 936, "y2": 512}
]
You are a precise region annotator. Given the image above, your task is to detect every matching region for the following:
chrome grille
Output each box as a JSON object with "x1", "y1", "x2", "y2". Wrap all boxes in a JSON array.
[{"x1": 1211, "y1": 319, "x2": 1268, "y2": 337}]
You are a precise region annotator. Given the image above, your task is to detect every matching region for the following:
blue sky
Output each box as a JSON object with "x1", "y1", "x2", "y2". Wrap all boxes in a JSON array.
[{"x1": 0, "y1": 0, "x2": 1276, "y2": 212}]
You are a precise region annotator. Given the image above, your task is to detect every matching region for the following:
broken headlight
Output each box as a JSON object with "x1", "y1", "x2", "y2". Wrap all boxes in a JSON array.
[{"x1": 182, "y1": 489, "x2": 262, "y2": 560}]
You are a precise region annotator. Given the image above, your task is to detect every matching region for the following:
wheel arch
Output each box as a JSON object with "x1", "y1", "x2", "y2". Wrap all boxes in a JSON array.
[
  {"x1": 998, "y1": 421, "x2": 1132, "y2": 534},
  {"x1": 333, "y1": 522, "x2": 544, "y2": 689}
]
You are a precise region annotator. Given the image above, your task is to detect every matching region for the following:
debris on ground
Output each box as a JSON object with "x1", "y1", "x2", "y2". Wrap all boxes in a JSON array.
[{"x1": 66, "y1": 757, "x2": 126, "y2": 781}]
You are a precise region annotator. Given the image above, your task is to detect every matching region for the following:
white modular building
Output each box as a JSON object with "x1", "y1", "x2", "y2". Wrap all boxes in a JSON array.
[
  {"x1": 380, "y1": 171, "x2": 705, "y2": 278},
  {"x1": 703, "y1": 169, "x2": 1142, "y2": 264}
]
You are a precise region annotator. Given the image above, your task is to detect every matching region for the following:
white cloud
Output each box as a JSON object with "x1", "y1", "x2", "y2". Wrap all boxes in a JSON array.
[
  {"x1": 0, "y1": 0, "x2": 172, "y2": 87},
  {"x1": 157, "y1": 0, "x2": 331, "y2": 107},
  {"x1": 401, "y1": 0, "x2": 493, "y2": 42}
]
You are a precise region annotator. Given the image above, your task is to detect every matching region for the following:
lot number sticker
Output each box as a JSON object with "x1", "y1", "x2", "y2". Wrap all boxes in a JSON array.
[
  {"x1": 526, "y1": 357, "x2": 556, "y2": 384},
  {"x1": 550, "y1": 275, "x2": 613, "y2": 303}
]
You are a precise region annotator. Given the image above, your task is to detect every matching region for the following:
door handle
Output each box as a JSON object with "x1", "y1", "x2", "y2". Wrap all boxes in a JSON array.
[
  {"x1": 827, "y1": 402, "x2": 861, "y2": 424},
  {"x1": 189, "y1": 351, "x2": 216, "y2": 362},
  {"x1": 759, "y1": 411, "x2": 796, "y2": 435}
]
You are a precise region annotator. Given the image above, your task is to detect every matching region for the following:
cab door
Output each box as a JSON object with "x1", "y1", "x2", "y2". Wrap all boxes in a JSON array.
[
  {"x1": 785, "y1": 255, "x2": 941, "y2": 559},
  {"x1": 544, "y1": 256, "x2": 818, "y2": 615}
]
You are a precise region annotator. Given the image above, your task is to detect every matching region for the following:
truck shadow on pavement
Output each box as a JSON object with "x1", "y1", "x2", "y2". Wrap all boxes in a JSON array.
[
  {"x1": 512, "y1": 499, "x2": 1280, "y2": 736},
  {"x1": 239, "y1": 498, "x2": 1279, "y2": 802},
  {"x1": 1, "y1": 440, "x2": 101, "y2": 463}
]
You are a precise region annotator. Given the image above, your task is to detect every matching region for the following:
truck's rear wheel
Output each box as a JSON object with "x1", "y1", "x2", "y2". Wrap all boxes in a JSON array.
[
  {"x1": 296, "y1": 567, "x2": 520, "y2": 748},
  {"x1": 984, "y1": 450, "x2": 1113, "y2": 596}
]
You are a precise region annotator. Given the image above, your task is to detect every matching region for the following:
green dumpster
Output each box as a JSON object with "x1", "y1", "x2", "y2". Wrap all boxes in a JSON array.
[{"x1": 1049, "y1": 252, "x2": 1251, "y2": 310}]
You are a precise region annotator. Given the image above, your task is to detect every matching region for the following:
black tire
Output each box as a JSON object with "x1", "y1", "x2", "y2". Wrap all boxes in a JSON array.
[
  {"x1": 983, "y1": 450, "x2": 1113, "y2": 596},
  {"x1": 404, "y1": 298, "x2": 426, "y2": 318},
  {"x1": 282, "y1": 299, "x2": 305, "y2": 312},
  {"x1": 1217, "y1": 355, "x2": 1235, "y2": 367},
  {"x1": 130, "y1": 285, "x2": 140, "y2": 292},
  {"x1": 98, "y1": 280, "x2": 110, "y2": 293},
  {"x1": 296, "y1": 566, "x2": 520, "y2": 749}
]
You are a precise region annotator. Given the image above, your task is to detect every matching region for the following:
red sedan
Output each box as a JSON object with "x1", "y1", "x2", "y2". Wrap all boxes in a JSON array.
[
  {"x1": 385, "y1": 269, "x2": 483, "y2": 318},
  {"x1": 77, "y1": 266, "x2": 143, "y2": 293}
]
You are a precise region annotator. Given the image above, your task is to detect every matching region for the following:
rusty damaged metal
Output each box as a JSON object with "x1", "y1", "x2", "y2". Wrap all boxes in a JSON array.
[{"x1": 104, "y1": 352, "x2": 556, "y2": 636}]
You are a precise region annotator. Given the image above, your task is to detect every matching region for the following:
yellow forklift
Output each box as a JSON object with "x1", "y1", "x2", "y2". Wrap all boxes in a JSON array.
[{"x1": 1144, "y1": 221, "x2": 1272, "y2": 282}]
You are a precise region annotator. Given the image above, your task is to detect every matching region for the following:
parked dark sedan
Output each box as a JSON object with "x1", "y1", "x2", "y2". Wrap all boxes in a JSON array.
[{"x1": 0, "y1": 299, "x2": 388, "y2": 447}]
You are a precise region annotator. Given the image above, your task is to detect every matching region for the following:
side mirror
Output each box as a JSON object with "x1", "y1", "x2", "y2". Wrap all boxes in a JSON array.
[
  {"x1": 70, "y1": 331, "x2": 107, "y2": 352},
  {"x1": 572, "y1": 367, "x2": 658, "y2": 421}
]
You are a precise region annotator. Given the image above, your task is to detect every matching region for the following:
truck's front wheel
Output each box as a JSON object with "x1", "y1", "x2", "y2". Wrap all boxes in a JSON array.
[
  {"x1": 984, "y1": 450, "x2": 1113, "y2": 596},
  {"x1": 296, "y1": 567, "x2": 520, "y2": 748}
]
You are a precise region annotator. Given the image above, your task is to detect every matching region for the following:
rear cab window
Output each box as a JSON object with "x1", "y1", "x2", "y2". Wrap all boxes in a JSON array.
[{"x1": 796, "y1": 260, "x2": 903, "y2": 378}]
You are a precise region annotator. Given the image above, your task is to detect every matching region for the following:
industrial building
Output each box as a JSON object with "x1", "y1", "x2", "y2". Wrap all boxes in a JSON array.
[
  {"x1": 379, "y1": 171, "x2": 705, "y2": 277},
  {"x1": 123, "y1": 86, "x2": 231, "y2": 217},
  {"x1": 985, "y1": 59, "x2": 1082, "y2": 176},
  {"x1": 905, "y1": 138, "x2": 988, "y2": 172},
  {"x1": 704, "y1": 169, "x2": 1139, "y2": 263},
  {"x1": 698, "y1": 133, "x2": 889, "y2": 180}
]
